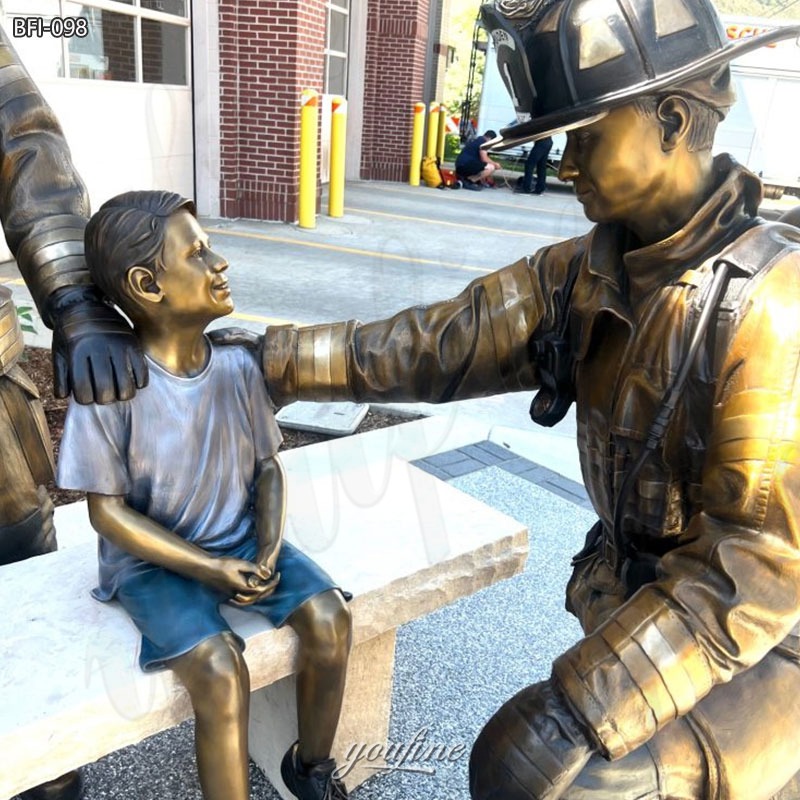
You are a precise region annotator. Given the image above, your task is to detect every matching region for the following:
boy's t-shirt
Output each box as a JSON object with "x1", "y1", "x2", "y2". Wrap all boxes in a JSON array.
[{"x1": 56, "y1": 343, "x2": 283, "y2": 600}]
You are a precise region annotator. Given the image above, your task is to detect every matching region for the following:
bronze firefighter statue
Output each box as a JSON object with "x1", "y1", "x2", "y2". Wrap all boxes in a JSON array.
[{"x1": 211, "y1": 0, "x2": 800, "y2": 797}]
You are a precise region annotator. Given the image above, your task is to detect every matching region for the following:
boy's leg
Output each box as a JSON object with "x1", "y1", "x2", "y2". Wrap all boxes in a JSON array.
[
  {"x1": 168, "y1": 632, "x2": 251, "y2": 800},
  {"x1": 285, "y1": 589, "x2": 353, "y2": 764},
  {"x1": 279, "y1": 590, "x2": 352, "y2": 800},
  {"x1": 240, "y1": 541, "x2": 351, "y2": 797}
]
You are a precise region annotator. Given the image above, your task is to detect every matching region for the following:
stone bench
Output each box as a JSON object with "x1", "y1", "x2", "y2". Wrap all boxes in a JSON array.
[{"x1": 1, "y1": 419, "x2": 528, "y2": 799}]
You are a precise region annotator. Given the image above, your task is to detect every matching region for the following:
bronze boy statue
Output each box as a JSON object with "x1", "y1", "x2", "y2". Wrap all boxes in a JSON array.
[
  {"x1": 0, "y1": 24, "x2": 147, "y2": 800},
  {"x1": 218, "y1": 1, "x2": 800, "y2": 797},
  {"x1": 56, "y1": 192, "x2": 352, "y2": 800}
]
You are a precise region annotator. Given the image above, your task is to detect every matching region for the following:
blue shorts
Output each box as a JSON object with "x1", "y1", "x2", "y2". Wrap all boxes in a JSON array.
[{"x1": 114, "y1": 538, "x2": 341, "y2": 671}]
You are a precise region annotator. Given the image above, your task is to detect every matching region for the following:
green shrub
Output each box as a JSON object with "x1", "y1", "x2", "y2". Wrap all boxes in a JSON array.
[{"x1": 444, "y1": 134, "x2": 461, "y2": 162}]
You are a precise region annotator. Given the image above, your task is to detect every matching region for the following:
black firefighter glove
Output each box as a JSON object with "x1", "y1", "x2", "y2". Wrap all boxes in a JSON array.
[
  {"x1": 47, "y1": 285, "x2": 147, "y2": 404},
  {"x1": 469, "y1": 679, "x2": 594, "y2": 800}
]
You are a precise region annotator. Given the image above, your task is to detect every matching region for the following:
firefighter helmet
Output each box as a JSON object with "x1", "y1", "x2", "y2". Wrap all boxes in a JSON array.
[{"x1": 481, "y1": 0, "x2": 800, "y2": 149}]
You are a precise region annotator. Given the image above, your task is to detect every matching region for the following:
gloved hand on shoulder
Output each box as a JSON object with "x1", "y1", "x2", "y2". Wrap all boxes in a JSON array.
[{"x1": 48, "y1": 285, "x2": 147, "y2": 405}]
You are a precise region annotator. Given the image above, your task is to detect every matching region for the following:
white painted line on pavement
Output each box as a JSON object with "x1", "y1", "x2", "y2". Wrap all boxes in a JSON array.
[
  {"x1": 345, "y1": 207, "x2": 564, "y2": 240},
  {"x1": 205, "y1": 227, "x2": 494, "y2": 274}
]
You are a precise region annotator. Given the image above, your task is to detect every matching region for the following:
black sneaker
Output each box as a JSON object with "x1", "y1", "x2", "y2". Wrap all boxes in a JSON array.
[
  {"x1": 280, "y1": 742, "x2": 349, "y2": 800},
  {"x1": 462, "y1": 181, "x2": 483, "y2": 191},
  {"x1": 19, "y1": 772, "x2": 84, "y2": 800}
]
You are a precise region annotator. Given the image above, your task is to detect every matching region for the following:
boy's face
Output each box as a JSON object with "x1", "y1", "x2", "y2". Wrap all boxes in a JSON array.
[{"x1": 155, "y1": 209, "x2": 233, "y2": 323}]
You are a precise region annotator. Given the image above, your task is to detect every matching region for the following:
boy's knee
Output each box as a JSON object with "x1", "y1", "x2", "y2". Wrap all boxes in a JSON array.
[
  {"x1": 294, "y1": 591, "x2": 352, "y2": 662},
  {"x1": 203, "y1": 633, "x2": 248, "y2": 684},
  {"x1": 175, "y1": 633, "x2": 248, "y2": 700}
]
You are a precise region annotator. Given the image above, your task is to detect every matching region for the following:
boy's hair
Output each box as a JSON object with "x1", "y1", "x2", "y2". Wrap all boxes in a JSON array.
[{"x1": 85, "y1": 190, "x2": 196, "y2": 310}]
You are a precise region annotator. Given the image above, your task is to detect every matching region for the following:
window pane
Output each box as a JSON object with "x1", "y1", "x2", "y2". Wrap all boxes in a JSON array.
[
  {"x1": 67, "y1": 7, "x2": 136, "y2": 82},
  {"x1": 141, "y1": 0, "x2": 187, "y2": 17},
  {"x1": 3, "y1": 0, "x2": 60, "y2": 14},
  {"x1": 330, "y1": 0, "x2": 349, "y2": 9},
  {"x1": 326, "y1": 55, "x2": 346, "y2": 95},
  {"x1": 5, "y1": 2, "x2": 64, "y2": 79},
  {"x1": 329, "y1": 9, "x2": 348, "y2": 54},
  {"x1": 142, "y1": 19, "x2": 187, "y2": 85}
]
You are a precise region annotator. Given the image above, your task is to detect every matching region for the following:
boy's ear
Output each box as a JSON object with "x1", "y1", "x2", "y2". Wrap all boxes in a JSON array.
[{"x1": 126, "y1": 266, "x2": 163, "y2": 305}]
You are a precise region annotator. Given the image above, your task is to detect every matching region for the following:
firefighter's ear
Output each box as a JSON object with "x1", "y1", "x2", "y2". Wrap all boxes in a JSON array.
[{"x1": 656, "y1": 96, "x2": 691, "y2": 151}]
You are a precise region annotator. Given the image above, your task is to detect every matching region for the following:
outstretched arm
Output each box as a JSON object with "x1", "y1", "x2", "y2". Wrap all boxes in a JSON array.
[
  {"x1": 0, "y1": 26, "x2": 146, "y2": 404},
  {"x1": 259, "y1": 241, "x2": 586, "y2": 407},
  {"x1": 87, "y1": 493, "x2": 266, "y2": 601}
]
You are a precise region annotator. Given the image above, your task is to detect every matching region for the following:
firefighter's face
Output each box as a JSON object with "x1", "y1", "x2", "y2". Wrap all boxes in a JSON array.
[{"x1": 558, "y1": 103, "x2": 679, "y2": 235}]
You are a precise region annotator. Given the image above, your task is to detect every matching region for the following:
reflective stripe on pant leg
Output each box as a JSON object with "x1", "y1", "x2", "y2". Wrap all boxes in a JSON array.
[{"x1": 561, "y1": 717, "x2": 706, "y2": 800}]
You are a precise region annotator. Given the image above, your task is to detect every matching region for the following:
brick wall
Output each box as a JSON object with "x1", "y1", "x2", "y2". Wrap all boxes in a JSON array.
[
  {"x1": 141, "y1": 19, "x2": 164, "y2": 83},
  {"x1": 360, "y1": 0, "x2": 430, "y2": 181},
  {"x1": 101, "y1": 10, "x2": 136, "y2": 82},
  {"x1": 218, "y1": 0, "x2": 326, "y2": 221}
]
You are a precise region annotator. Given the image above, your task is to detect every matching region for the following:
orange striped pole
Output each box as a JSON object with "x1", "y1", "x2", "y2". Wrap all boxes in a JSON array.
[
  {"x1": 298, "y1": 89, "x2": 318, "y2": 229},
  {"x1": 409, "y1": 102, "x2": 425, "y2": 186},
  {"x1": 328, "y1": 96, "x2": 347, "y2": 218}
]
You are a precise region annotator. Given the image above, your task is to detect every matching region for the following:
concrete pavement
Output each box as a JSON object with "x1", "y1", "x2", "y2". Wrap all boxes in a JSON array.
[{"x1": 1, "y1": 175, "x2": 589, "y2": 481}]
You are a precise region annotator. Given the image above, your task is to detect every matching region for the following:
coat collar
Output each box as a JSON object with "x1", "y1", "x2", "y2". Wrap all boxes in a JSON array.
[{"x1": 572, "y1": 155, "x2": 762, "y2": 359}]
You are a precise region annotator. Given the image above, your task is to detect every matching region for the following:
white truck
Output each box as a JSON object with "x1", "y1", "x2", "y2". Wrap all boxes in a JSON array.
[
  {"x1": 476, "y1": 38, "x2": 567, "y2": 171},
  {"x1": 716, "y1": 17, "x2": 800, "y2": 198},
  {"x1": 477, "y1": 16, "x2": 800, "y2": 198}
]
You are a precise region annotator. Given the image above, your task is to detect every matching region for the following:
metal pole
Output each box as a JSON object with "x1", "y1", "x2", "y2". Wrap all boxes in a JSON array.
[
  {"x1": 436, "y1": 104, "x2": 447, "y2": 163},
  {"x1": 426, "y1": 101, "x2": 439, "y2": 158},
  {"x1": 298, "y1": 89, "x2": 318, "y2": 229},
  {"x1": 409, "y1": 102, "x2": 425, "y2": 186},
  {"x1": 328, "y1": 96, "x2": 347, "y2": 218}
]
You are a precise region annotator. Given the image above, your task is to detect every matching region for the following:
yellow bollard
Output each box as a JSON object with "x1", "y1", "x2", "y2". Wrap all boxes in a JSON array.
[
  {"x1": 409, "y1": 102, "x2": 425, "y2": 186},
  {"x1": 437, "y1": 104, "x2": 447, "y2": 163},
  {"x1": 426, "y1": 101, "x2": 440, "y2": 158},
  {"x1": 298, "y1": 89, "x2": 318, "y2": 229},
  {"x1": 328, "y1": 96, "x2": 347, "y2": 218}
]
